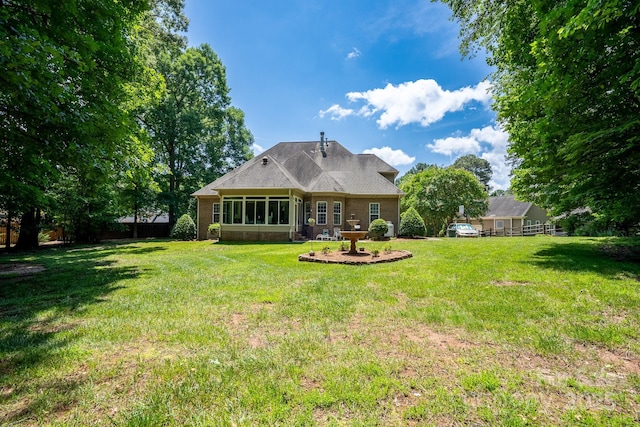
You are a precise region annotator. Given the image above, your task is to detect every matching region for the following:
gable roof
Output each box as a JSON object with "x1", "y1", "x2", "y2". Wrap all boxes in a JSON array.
[
  {"x1": 193, "y1": 140, "x2": 403, "y2": 197},
  {"x1": 483, "y1": 195, "x2": 533, "y2": 218}
]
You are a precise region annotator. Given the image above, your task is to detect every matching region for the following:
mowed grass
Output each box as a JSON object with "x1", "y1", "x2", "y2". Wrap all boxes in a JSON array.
[{"x1": 1, "y1": 236, "x2": 639, "y2": 426}]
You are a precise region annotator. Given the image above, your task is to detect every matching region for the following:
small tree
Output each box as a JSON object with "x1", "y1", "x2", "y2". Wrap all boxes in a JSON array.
[
  {"x1": 171, "y1": 214, "x2": 196, "y2": 240},
  {"x1": 399, "y1": 166, "x2": 488, "y2": 236},
  {"x1": 399, "y1": 207, "x2": 426, "y2": 237},
  {"x1": 368, "y1": 218, "x2": 389, "y2": 241}
]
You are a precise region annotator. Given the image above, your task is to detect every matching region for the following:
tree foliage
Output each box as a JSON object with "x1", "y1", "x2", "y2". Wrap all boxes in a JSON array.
[
  {"x1": 439, "y1": 0, "x2": 640, "y2": 231},
  {"x1": 395, "y1": 163, "x2": 436, "y2": 186},
  {"x1": 398, "y1": 207, "x2": 427, "y2": 237},
  {"x1": 368, "y1": 218, "x2": 389, "y2": 241},
  {"x1": 1, "y1": 0, "x2": 254, "y2": 248},
  {"x1": 1, "y1": 0, "x2": 150, "y2": 248},
  {"x1": 144, "y1": 44, "x2": 254, "y2": 225},
  {"x1": 399, "y1": 166, "x2": 488, "y2": 236},
  {"x1": 171, "y1": 214, "x2": 196, "y2": 240},
  {"x1": 452, "y1": 154, "x2": 492, "y2": 189}
]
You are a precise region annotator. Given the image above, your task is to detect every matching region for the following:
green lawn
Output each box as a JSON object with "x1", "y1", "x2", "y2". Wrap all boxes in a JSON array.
[{"x1": 1, "y1": 237, "x2": 639, "y2": 426}]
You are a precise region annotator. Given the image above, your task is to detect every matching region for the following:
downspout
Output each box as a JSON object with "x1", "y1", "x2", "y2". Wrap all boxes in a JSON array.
[
  {"x1": 219, "y1": 195, "x2": 224, "y2": 241},
  {"x1": 289, "y1": 189, "x2": 293, "y2": 241},
  {"x1": 397, "y1": 195, "x2": 401, "y2": 238},
  {"x1": 196, "y1": 197, "x2": 200, "y2": 240}
]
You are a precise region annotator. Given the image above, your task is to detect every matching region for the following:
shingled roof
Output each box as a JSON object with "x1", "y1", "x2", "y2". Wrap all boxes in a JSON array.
[
  {"x1": 485, "y1": 196, "x2": 534, "y2": 217},
  {"x1": 193, "y1": 141, "x2": 403, "y2": 197}
]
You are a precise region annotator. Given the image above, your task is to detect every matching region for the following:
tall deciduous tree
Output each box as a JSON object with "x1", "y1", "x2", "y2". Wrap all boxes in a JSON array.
[
  {"x1": 144, "y1": 44, "x2": 254, "y2": 225},
  {"x1": 439, "y1": 0, "x2": 640, "y2": 231},
  {"x1": 0, "y1": 0, "x2": 150, "y2": 248},
  {"x1": 452, "y1": 154, "x2": 492, "y2": 189},
  {"x1": 395, "y1": 163, "x2": 437, "y2": 186},
  {"x1": 399, "y1": 167, "x2": 488, "y2": 236}
]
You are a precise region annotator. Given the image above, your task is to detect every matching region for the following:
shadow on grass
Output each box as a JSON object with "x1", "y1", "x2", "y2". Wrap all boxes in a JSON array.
[
  {"x1": 0, "y1": 242, "x2": 161, "y2": 424},
  {"x1": 531, "y1": 238, "x2": 640, "y2": 277},
  {"x1": 214, "y1": 240, "x2": 306, "y2": 246}
]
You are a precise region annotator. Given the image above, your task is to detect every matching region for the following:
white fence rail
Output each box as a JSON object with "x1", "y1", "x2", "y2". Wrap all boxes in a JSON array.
[{"x1": 482, "y1": 224, "x2": 562, "y2": 237}]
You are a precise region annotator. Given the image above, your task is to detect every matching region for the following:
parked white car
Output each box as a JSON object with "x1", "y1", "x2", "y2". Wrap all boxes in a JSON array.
[{"x1": 447, "y1": 223, "x2": 480, "y2": 238}]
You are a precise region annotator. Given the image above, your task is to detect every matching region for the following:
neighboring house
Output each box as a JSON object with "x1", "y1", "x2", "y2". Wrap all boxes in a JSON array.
[
  {"x1": 192, "y1": 138, "x2": 403, "y2": 241},
  {"x1": 469, "y1": 195, "x2": 550, "y2": 236},
  {"x1": 102, "y1": 212, "x2": 171, "y2": 239}
]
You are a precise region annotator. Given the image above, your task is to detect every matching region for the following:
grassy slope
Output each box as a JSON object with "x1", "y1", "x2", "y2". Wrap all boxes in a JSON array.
[{"x1": 1, "y1": 237, "x2": 639, "y2": 426}]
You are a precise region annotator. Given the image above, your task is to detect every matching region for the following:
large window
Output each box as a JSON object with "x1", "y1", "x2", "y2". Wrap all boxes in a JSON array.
[
  {"x1": 369, "y1": 203, "x2": 380, "y2": 224},
  {"x1": 496, "y1": 220, "x2": 504, "y2": 229},
  {"x1": 333, "y1": 201, "x2": 342, "y2": 226},
  {"x1": 317, "y1": 201, "x2": 327, "y2": 225},
  {"x1": 222, "y1": 196, "x2": 287, "y2": 225},
  {"x1": 245, "y1": 197, "x2": 266, "y2": 224},
  {"x1": 268, "y1": 197, "x2": 289, "y2": 224},
  {"x1": 222, "y1": 198, "x2": 243, "y2": 224}
]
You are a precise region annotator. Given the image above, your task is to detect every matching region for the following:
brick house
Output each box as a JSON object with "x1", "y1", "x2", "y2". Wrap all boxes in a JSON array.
[
  {"x1": 468, "y1": 195, "x2": 550, "y2": 236},
  {"x1": 192, "y1": 138, "x2": 403, "y2": 241}
]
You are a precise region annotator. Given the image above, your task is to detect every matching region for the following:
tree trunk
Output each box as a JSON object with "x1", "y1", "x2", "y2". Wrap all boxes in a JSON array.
[
  {"x1": 168, "y1": 142, "x2": 176, "y2": 227},
  {"x1": 5, "y1": 210, "x2": 11, "y2": 250},
  {"x1": 133, "y1": 200, "x2": 139, "y2": 239},
  {"x1": 15, "y1": 207, "x2": 40, "y2": 250}
]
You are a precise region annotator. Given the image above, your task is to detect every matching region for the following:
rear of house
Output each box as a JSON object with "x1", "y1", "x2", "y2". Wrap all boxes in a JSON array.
[{"x1": 192, "y1": 138, "x2": 403, "y2": 242}]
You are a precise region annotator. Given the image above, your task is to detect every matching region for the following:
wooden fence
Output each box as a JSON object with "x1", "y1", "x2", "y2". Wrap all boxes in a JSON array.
[{"x1": 0, "y1": 227, "x2": 19, "y2": 246}]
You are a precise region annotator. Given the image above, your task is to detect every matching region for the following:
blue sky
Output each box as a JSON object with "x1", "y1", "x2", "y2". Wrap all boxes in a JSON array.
[{"x1": 184, "y1": 0, "x2": 510, "y2": 189}]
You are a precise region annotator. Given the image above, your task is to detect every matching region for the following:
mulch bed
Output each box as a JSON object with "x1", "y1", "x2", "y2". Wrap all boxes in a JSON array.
[{"x1": 298, "y1": 250, "x2": 413, "y2": 265}]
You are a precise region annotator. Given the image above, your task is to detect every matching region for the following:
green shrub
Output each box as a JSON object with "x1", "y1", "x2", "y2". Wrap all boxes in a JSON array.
[
  {"x1": 38, "y1": 231, "x2": 51, "y2": 243},
  {"x1": 171, "y1": 214, "x2": 196, "y2": 240},
  {"x1": 368, "y1": 218, "x2": 389, "y2": 241},
  {"x1": 398, "y1": 207, "x2": 426, "y2": 237}
]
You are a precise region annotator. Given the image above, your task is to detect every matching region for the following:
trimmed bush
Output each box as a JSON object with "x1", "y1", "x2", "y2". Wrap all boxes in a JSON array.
[
  {"x1": 171, "y1": 214, "x2": 196, "y2": 240},
  {"x1": 368, "y1": 218, "x2": 389, "y2": 241},
  {"x1": 399, "y1": 207, "x2": 426, "y2": 237}
]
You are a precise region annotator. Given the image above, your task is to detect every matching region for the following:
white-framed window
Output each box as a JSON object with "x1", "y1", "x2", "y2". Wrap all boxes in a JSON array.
[
  {"x1": 535, "y1": 220, "x2": 541, "y2": 225},
  {"x1": 526, "y1": 219, "x2": 532, "y2": 226},
  {"x1": 268, "y1": 197, "x2": 289, "y2": 224},
  {"x1": 245, "y1": 197, "x2": 266, "y2": 224},
  {"x1": 222, "y1": 197, "x2": 243, "y2": 224},
  {"x1": 212, "y1": 203, "x2": 220, "y2": 223},
  {"x1": 317, "y1": 201, "x2": 328, "y2": 225},
  {"x1": 369, "y1": 203, "x2": 380, "y2": 224},
  {"x1": 222, "y1": 196, "x2": 288, "y2": 225},
  {"x1": 496, "y1": 220, "x2": 504, "y2": 229},
  {"x1": 333, "y1": 201, "x2": 342, "y2": 225}
]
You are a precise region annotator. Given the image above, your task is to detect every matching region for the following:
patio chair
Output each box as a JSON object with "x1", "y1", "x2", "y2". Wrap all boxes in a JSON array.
[
  {"x1": 316, "y1": 229, "x2": 331, "y2": 240},
  {"x1": 332, "y1": 228, "x2": 343, "y2": 240}
]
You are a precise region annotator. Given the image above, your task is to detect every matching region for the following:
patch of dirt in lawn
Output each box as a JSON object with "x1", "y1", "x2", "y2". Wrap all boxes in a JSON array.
[
  {"x1": 599, "y1": 243, "x2": 640, "y2": 263},
  {"x1": 0, "y1": 263, "x2": 46, "y2": 278},
  {"x1": 328, "y1": 313, "x2": 640, "y2": 422},
  {"x1": 227, "y1": 303, "x2": 302, "y2": 349},
  {"x1": 491, "y1": 280, "x2": 531, "y2": 287}
]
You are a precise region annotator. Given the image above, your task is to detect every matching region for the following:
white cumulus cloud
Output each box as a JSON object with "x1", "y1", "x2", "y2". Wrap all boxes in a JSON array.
[
  {"x1": 427, "y1": 136, "x2": 481, "y2": 156},
  {"x1": 318, "y1": 104, "x2": 355, "y2": 121},
  {"x1": 251, "y1": 143, "x2": 265, "y2": 155},
  {"x1": 346, "y1": 47, "x2": 361, "y2": 60},
  {"x1": 362, "y1": 146, "x2": 415, "y2": 167},
  {"x1": 320, "y1": 79, "x2": 492, "y2": 129},
  {"x1": 428, "y1": 125, "x2": 511, "y2": 190}
]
